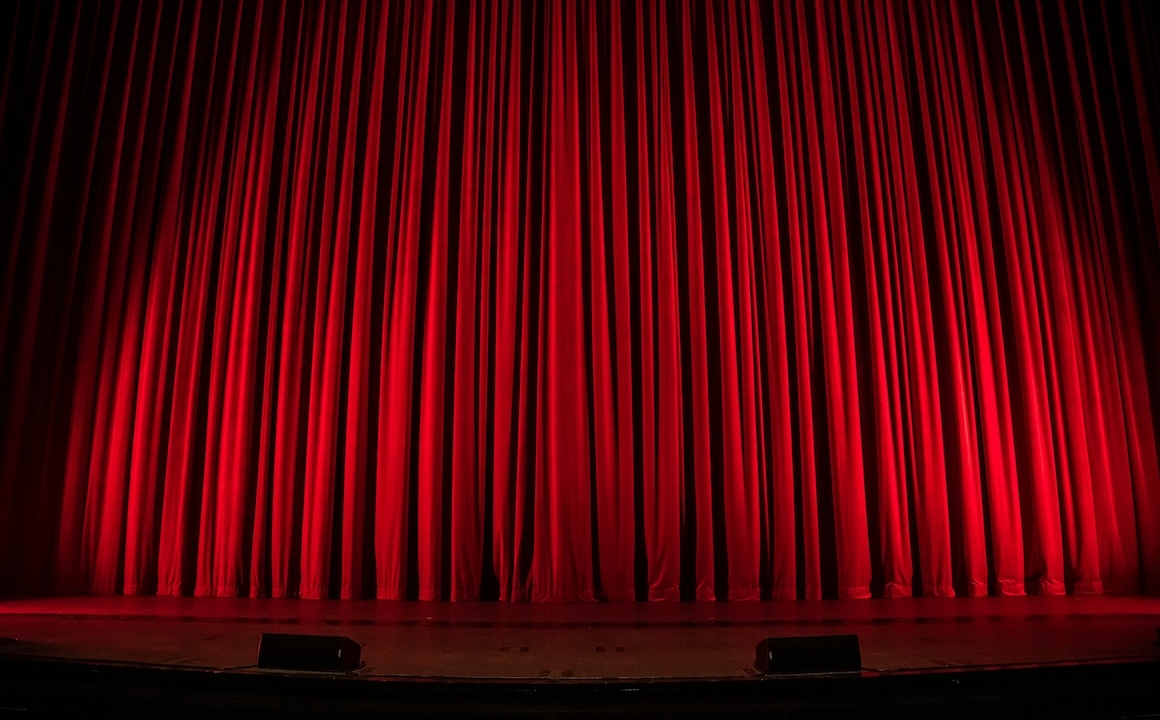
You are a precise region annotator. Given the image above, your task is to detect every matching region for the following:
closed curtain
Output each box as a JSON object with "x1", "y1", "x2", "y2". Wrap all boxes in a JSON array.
[{"x1": 2, "y1": 0, "x2": 1160, "y2": 601}]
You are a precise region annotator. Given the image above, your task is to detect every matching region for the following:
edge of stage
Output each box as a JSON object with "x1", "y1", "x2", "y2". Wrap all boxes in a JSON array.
[{"x1": 1, "y1": 594, "x2": 1158, "y2": 717}]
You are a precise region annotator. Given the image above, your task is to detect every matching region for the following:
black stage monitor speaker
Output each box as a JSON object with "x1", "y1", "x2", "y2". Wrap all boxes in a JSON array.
[
  {"x1": 258, "y1": 633, "x2": 362, "y2": 672},
  {"x1": 755, "y1": 634, "x2": 862, "y2": 675}
]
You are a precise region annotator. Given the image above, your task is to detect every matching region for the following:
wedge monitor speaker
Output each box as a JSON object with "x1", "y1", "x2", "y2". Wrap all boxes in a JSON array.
[
  {"x1": 257, "y1": 633, "x2": 362, "y2": 672},
  {"x1": 754, "y1": 634, "x2": 862, "y2": 675}
]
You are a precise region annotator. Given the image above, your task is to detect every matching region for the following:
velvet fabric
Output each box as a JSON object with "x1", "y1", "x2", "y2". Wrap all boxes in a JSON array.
[{"x1": 2, "y1": 0, "x2": 1159, "y2": 601}]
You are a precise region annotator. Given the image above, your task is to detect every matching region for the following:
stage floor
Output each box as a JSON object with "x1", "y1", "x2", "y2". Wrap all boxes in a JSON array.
[{"x1": 1, "y1": 594, "x2": 1158, "y2": 681}]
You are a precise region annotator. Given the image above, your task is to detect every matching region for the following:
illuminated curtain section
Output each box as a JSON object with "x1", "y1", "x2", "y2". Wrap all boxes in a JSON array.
[{"x1": 2, "y1": 0, "x2": 1160, "y2": 601}]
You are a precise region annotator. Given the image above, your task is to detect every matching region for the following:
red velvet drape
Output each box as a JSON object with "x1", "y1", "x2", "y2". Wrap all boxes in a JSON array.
[{"x1": 2, "y1": 0, "x2": 1160, "y2": 601}]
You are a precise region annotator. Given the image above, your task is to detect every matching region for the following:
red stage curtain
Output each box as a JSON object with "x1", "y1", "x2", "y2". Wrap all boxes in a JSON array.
[{"x1": 2, "y1": 0, "x2": 1160, "y2": 601}]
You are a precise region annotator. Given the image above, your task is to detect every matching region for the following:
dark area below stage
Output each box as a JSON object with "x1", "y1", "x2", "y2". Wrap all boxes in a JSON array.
[{"x1": 3, "y1": 657, "x2": 1160, "y2": 719}]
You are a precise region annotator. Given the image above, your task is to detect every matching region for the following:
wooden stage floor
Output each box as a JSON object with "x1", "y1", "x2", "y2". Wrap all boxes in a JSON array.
[{"x1": 1, "y1": 594, "x2": 1159, "y2": 717}]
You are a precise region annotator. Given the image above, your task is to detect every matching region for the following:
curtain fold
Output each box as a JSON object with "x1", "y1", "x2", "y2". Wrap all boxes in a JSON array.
[{"x1": 2, "y1": 0, "x2": 1159, "y2": 601}]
